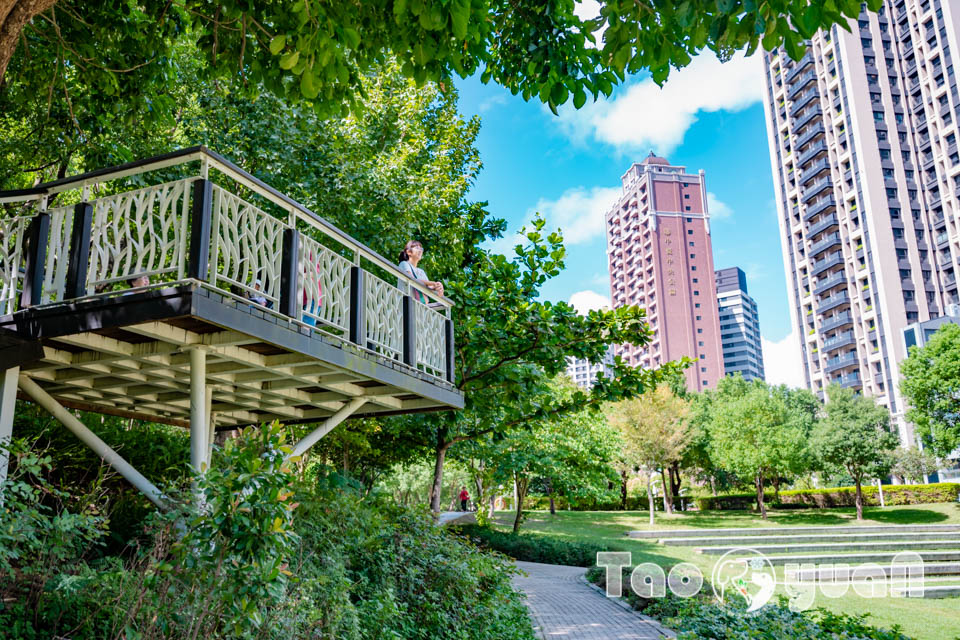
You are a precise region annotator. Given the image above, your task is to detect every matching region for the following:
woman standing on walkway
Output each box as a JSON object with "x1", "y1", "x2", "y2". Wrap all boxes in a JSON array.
[{"x1": 398, "y1": 240, "x2": 444, "y2": 301}]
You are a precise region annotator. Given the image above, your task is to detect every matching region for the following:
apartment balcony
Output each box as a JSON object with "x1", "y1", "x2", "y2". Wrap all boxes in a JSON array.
[
  {"x1": 813, "y1": 270, "x2": 847, "y2": 296},
  {"x1": 825, "y1": 351, "x2": 859, "y2": 373},
  {"x1": 801, "y1": 176, "x2": 833, "y2": 204},
  {"x1": 804, "y1": 195, "x2": 837, "y2": 221},
  {"x1": 816, "y1": 291, "x2": 851, "y2": 314},
  {"x1": 793, "y1": 106, "x2": 824, "y2": 131},
  {"x1": 798, "y1": 140, "x2": 829, "y2": 167},
  {"x1": 821, "y1": 311, "x2": 854, "y2": 332},
  {"x1": 836, "y1": 370, "x2": 862, "y2": 388},
  {"x1": 822, "y1": 330, "x2": 856, "y2": 353},
  {"x1": 809, "y1": 232, "x2": 842, "y2": 258},
  {"x1": 808, "y1": 212, "x2": 839, "y2": 237},
  {"x1": 787, "y1": 70, "x2": 818, "y2": 98},
  {"x1": 0, "y1": 147, "x2": 463, "y2": 429},
  {"x1": 795, "y1": 123, "x2": 826, "y2": 150},
  {"x1": 936, "y1": 231, "x2": 950, "y2": 247},
  {"x1": 811, "y1": 251, "x2": 844, "y2": 276},
  {"x1": 800, "y1": 157, "x2": 831, "y2": 183},
  {"x1": 790, "y1": 90, "x2": 819, "y2": 116},
  {"x1": 786, "y1": 53, "x2": 814, "y2": 82}
]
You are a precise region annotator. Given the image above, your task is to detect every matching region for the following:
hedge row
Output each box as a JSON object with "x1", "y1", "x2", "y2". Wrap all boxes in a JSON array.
[
  {"x1": 525, "y1": 495, "x2": 692, "y2": 512},
  {"x1": 454, "y1": 524, "x2": 621, "y2": 567},
  {"x1": 694, "y1": 482, "x2": 960, "y2": 511}
]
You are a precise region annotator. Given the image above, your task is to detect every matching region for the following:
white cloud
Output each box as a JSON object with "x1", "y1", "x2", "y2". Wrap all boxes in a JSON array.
[
  {"x1": 555, "y1": 51, "x2": 763, "y2": 154},
  {"x1": 761, "y1": 329, "x2": 806, "y2": 388},
  {"x1": 569, "y1": 290, "x2": 610, "y2": 314},
  {"x1": 478, "y1": 93, "x2": 508, "y2": 113},
  {"x1": 706, "y1": 192, "x2": 733, "y2": 221},
  {"x1": 487, "y1": 184, "x2": 620, "y2": 255}
]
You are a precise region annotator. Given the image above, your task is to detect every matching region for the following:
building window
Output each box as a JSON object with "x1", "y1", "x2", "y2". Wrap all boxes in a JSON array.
[
  {"x1": 698, "y1": 341, "x2": 704, "y2": 347},
  {"x1": 692, "y1": 278, "x2": 698, "y2": 283},
  {"x1": 696, "y1": 315, "x2": 701, "y2": 320},
  {"x1": 689, "y1": 241, "x2": 695, "y2": 247},
  {"x1": 687, "y1": 229, "x2": 693, "y2": 234},
  {"x1": 701, "y1": 367, "x2": 707, "y2": 373},
  {"x1": 684, "y1": 194, "x2": 690, "y2": 199},
  {"x1": 690, "y1": 254, "x2": 696, "y2": 259},
  {"x1": 695, "y1": 303, "x2": 701, "y2": 308},
  {"x1": 699, "y1": 354, "x2": 706, "y2": 359},
  {"x1": 691, "y1": 266, "x2": 697, "y2": 271},
  {"x1": 694, "y1": 290, "x2": 700, "y2": 296},
  {"x1": 685, "y1": 206, "x2": 691, "y2": 211},
  {"x1": 697, "y1": 328, "x2": 703, "y2": 334}
]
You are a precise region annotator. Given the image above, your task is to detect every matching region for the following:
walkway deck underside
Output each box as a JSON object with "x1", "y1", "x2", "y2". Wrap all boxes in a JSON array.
[{"x1": 3, "y1": 283, "x2": 462, "y2": 428}]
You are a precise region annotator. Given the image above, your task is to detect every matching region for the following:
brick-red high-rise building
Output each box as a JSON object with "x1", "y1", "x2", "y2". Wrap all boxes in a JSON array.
[{"x1": 605, "y1": 153, "x2": 724, "y2": 391}]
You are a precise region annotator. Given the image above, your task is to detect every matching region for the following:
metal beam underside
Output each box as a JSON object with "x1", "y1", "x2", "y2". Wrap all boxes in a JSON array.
[{"x1": 8, "y1": 285, "x2": 461, "y2": 427}]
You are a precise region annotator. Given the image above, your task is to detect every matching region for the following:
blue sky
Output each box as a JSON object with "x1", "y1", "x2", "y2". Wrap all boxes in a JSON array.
[{"x1": 455, "y1": 51, "x2": 804, "y2": 386}]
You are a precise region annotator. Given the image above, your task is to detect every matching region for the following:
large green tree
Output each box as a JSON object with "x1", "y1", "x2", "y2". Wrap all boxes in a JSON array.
[
  {"x1": 900, "y1": 323, "x2": 960, "y2": 456},
  {"x1": 812, "y1": 384, "x2": 897, "y2": 520},
  {"x1": 2, "y1": 0, "x2": 883, "y2": 120}
]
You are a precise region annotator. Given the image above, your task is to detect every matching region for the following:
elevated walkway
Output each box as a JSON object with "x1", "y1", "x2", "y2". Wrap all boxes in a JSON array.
[{"x1": 0, "y1": 147, "x2": 463, "y2": 505}]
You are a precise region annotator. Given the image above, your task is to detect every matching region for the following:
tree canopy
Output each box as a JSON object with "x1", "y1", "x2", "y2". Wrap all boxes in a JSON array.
[{"x1": 900, "y1": 323, "x2": 960, "y2": 456}]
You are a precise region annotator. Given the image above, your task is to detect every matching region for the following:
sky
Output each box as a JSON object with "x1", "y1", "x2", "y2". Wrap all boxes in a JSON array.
[{"x1": 454, "y1": 50, "x2": 806, "y2": 387}]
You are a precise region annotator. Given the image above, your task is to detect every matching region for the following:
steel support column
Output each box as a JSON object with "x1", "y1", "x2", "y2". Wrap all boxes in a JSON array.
[
  {"x1": 18, "y1": 375, "x2": 165, "y2": 508},
  {"x1": 190, "y1": 348, "x2": 208, "y2": 474},
  {"x1": 0, "y1": 366, "x2": 20, "y2": 505},
  {"x1": 290, "y1": 397, "x2": 366, "y2": 459}
]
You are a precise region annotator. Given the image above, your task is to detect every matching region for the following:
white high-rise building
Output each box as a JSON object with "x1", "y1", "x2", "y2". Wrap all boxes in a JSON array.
[
  {"x1": 565, "y1": 348, "x2": 615, "y2": 388},
  {"x1": 761, "y1": 0, "x2": 960, "y2": 445}
]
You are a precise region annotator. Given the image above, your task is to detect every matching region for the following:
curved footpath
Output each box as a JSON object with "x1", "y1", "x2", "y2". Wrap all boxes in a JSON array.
[{"x1": 512, "y1": 561, "x2": 675, "y2": 640}]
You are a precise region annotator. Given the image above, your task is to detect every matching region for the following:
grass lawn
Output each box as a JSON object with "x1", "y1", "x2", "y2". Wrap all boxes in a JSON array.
[{"x1": 494, "y1": 504, "x2": 960, "y2": 640}]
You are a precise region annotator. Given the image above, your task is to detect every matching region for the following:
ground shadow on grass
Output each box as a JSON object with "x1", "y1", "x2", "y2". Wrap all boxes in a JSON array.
[
  {"x1": 763, "y1": 510, "x2": 850, "y2": 525},
  {"x1": 866, "y1": 507, "x2": 952, "y2": 523}
]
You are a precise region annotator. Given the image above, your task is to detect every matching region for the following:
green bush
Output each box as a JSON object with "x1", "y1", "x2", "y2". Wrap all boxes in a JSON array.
[
  {"x1": 586, "y1": 566, "x2": 913, "y2": 640},
  {"x1": 455, "y1": 524, "x2": 621, "y2": 567},
  {"x1": 0, "y1": 426, "x2": 536, "y2": 640},
  {"x1": 694, "y1": 483, "x2": 960, "y2": 510},
  {"x1": 525, "y1": 494, "x2": 692, "y2": 512}
]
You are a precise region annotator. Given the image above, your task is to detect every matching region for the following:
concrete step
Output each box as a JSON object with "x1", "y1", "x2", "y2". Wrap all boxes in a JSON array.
[
  {"x1": 791, "y1": 562, "x2": 960, "y2": 581},
  {"x1": 627, "y1": 523, "x2": 960, "y2": 539},
  {"x1": 662, "y1": 531, "x2": 960, "y2": 547},
  {"x1": 890, "y1": 584, "x2": 960, "y2": 598},
  {"x1": 698, "y1": 540, "x2": 960, "y2": 555},
  {"x1": 741, "y1": 550, "x2": 960, "y2": 566}
]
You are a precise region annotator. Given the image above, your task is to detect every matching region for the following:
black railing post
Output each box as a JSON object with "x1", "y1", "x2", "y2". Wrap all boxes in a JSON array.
[
  {"x1": 444, "y1": 318, "x2": 455, "y2": 383},
  {"x1": 20, "y1": 212, "x2": 50, "y2": 309},
  {"x1": 349, "y1": 266, "x2": 365, "y2": 345},
  {"x1": 64, "y1": 202, "x2": 93, "y2": 299},
  {"x1": 279, "y1": 228, "x2": 300, "y2": 318},
  {"x1": 402, "y1": 295, "x2": 417, "y2": 367},
  {"x1": 188, "y1": 179, "x2": 213, "y2": 281}
]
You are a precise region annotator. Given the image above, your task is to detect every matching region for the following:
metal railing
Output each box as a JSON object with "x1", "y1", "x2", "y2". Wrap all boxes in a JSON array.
[{"x1": 0, "y1": 147, "x2": 455, "y2": 384}]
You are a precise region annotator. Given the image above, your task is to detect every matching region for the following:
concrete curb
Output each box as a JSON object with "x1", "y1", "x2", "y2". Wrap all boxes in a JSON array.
[{"x1": 579, "y1": 575, "x2": 678, "y2": 639}]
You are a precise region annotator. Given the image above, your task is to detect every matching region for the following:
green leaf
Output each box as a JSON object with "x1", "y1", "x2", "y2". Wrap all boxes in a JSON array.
[
  {"x1": 279, "y1": 51, "x2": 300, "y2": 70},
  {"x1": 269, "y1": 35, "x2": 286, "y2": 55},
  {"x1": 573, "y1": 87, "x2": 586, "y2": 109}
]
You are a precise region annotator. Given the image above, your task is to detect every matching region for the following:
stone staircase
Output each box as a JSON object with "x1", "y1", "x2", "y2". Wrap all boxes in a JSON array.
[{"x1": 627, "y1": 524, "x2": 960, "y2": 599}]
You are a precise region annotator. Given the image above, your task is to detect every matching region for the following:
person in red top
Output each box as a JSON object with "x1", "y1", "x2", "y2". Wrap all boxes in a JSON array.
[{"x1": 458, "y1": 486, "x2": 470, "y2": 512}]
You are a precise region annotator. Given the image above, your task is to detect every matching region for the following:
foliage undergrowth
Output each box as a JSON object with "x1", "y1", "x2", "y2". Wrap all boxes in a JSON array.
[
  {"x1": 0, "y1": 426, "x2": 534, "y2": 640},
  {"x1": 455, "y1": 523, "x2": 621, "y2": 567}
]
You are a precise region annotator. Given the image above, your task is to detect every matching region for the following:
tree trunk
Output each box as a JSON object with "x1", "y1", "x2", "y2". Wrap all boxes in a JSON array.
[
  {"x1": 669, "y1": 462, "x2": 682, "y2": 511},
  {"x1": 710, "y1": 475, "x2": 717, "y2": 496},
  {"x1": 755, "y1": 472, "x2": 767, "y2": 520},
  {"x1": 545, "y1": 478, "x2": 556, "y2": 515},
  {"x1": 488, "y1": 494, "x2": 495, "y2": 518},
  {"x1": 620, "y1": 469, "x2": 628, "y2": 511},
  {"x1": 647, "y1": 471, "x2": 655, "y2": 526},
  {"x1": 428, "y1": 435, "x2": 450, "y2": 513},
  {"x1": 660, "y1": 468, "x2": 673, "y2": 515},
  {"x1": 512, "y1": 473, "x2": 529, "y2": 534},
  {"x1": 855, "y1": 477, "x2": 864, "y2": 521},
  {"x1": 773, "y1": 476, "x2": 781, "y2": 503},
  {"x1": 0, "y1": 0, "x2": 58, "y2": 87}
]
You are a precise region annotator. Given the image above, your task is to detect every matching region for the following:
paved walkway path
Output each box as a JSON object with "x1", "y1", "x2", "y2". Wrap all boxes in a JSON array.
[{"x1": 512, "y1": 561, "x2": 674, "y2": 639}]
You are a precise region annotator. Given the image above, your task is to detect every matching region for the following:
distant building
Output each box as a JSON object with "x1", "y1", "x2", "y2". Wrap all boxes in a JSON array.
[
  {"x1": 715, "y1": 267, "x2": 765, "y2": 381},
  {"x1": 565, "y1": 348, "x2": 615, "y2": 388},
  {"x1": 605, "y1": 153, "x2": 724, "y2": 391}
]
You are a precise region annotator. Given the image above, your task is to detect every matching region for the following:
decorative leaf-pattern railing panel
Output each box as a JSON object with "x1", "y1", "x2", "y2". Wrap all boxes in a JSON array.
[
  {"x1": 86, "y1": 179, "x2": 192, "y2": 292},
  {"x1": 298, "y1": 234, "x2": 351, "y2": 332},
  {"x1": 41, "y1": 205, "x2": 74, "y2": 303},
  {"x1": 209, "y1": 186, "x2": 284, "y2": 307},
  {"x1": 364, "y1": 273, "x2": 403, "y2": 360},
  {"x1": 0, "y1": 216, "x2": 30, "y2": 314},
  {"x1": 416, "y1": 301, "x2": 447, "y2": 379}
]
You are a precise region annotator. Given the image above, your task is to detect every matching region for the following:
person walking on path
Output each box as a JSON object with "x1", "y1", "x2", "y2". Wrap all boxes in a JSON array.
[{"x1": 458, "y1": 486, "x2": 470, "y2": 512}]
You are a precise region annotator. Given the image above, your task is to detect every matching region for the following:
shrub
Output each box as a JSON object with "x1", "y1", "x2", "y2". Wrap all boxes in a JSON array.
[
  {"x1": 524, "y1": 494, "x2": 692, "y2": 512},
  {"x1": 455, "y1": 524, "x2": 621, "y2": 567},
  {"x1": 694, "y1": 483, "x2": 960, "y2": 510},
  {"x1": 586, "y1": 567, "x2": 913, "y2": 640}
]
